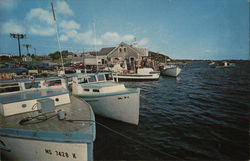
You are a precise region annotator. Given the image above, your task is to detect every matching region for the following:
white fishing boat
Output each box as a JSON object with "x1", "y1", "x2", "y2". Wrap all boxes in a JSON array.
[
  {"x1": 71, "y1": 72, "x2": 140, "y2": 125},
  {"x1": 113, "y1": 68, "x2": 160, "y2": 81},
  {"x1": 161, "y1": 64, "x2": 181, "y2": 77},
  {"x1": 0, "y1": 77, "x2": 95, "y2": 161},
  {"x1": 215, "y1": 61, "x2": 235, "y2": 68}
]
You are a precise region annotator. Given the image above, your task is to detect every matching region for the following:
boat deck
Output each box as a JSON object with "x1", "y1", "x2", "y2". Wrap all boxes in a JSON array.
[
  {"x1": 81, "y1": 82, "x2": 123, "y2": 89},
  {"x1": 0, "y1": 96, "x2": 95, "y2": 142}
]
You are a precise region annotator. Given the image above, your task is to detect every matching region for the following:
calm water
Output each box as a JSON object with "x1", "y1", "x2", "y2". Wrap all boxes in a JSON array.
[{"x1": 94, "y1": 61, "x2": 250, "y2": 161}]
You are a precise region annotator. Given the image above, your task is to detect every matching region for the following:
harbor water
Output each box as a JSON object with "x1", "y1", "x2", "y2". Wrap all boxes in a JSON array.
[{"x1": 94, "y1": 61, "x2": 249, "y2": 160}]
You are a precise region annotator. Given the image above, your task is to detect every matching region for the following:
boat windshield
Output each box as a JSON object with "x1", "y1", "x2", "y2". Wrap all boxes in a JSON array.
[
  {"x1": 25, "y1": 81, "x2": 41, "y2": 89},
  {"x1": 78, "y1": 77, "x2": 88, "y2": 84},
  {"x1": 105, "y1": 73, "x2": 113, "y2": 81},
  {"x1": 0, "y1": 83, "x2": 20, "y2": 94},
  {"x1": 97, "y1": 74, "x2": 105, "y2": 82},
  {"x1": 44, "y1": 79, "x2": 62, "y2": 87},
  {"x1": 88, "y1": 75, "x2": 97, "y2": 83}
]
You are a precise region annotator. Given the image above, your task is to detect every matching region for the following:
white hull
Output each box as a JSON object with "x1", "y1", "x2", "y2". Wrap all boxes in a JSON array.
[
  {"x1": 80, "y1": 91, "x2": 140, "y2": 125},
  {"x1": 0, "y1": 136, "x2": 90, "y2": 161},
  {"x1": 113, "y1": 74, "x2": 159, "y2": 81},
  {"x1": 162, "y1": 67, "x2": 181, "y2": 77}
]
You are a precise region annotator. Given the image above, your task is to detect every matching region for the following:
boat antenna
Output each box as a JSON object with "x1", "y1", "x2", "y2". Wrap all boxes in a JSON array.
[
  {"x1": 93, "y1": 21, "x2": 98, "y2": 72},
  {"x1": 50, "y1": 1, "x2": 65, "y2": 74}
]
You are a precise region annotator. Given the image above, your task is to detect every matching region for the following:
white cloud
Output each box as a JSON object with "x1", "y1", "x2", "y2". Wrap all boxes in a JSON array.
[
  {"x1": 26, "y1": 8, "x2": 54, "y2": 25},
  {"x1": 122, "y1": 34, "x2": 135, "y2": 41},
  {"x1": 55, "y1": 1, "x2": 73, "y2": 16},
  {"x1": 101, "y1": 32, "x2": 120, "y2": 42},
  {"x1": 0, "y1": 0, "x2": 18, "y2": 9},
  {"x1": 59, "y1": 30, "x2": 78, "y2": 41},
  {"x1": 60, "y1": 20, "x2": 80, "y2": 30},
  {"x1": 0, "y1": 21, "x2": 25, "y2": 34},
  {"x1": 59, "y1": 34, "x2": 69, "y2": 41},
  {"x1": 29, "y1": 25, "x2": 55, "y2": 36},
  {"x1": 75, "y1": 30, "x2": 102, "y2": 45},
  {"x1": 101, "y1": 32, "x2": 136, "y2": 44},
  {"x1": 137, "y1": 38, "x2": 149, "y2": 47}
]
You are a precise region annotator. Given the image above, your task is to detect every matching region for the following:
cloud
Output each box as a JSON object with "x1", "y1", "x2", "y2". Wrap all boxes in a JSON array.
[
  {"x1": 122, "y1": 34, "x2": 135, "y2": 41},
  {"x1": 60, "y1": 20, "x2": 80, "y2": 30},
  {"x1": 137, "y1": 38, "x2": 149, "y2": 47},
  {"x1": 64, "y1": 30, "x2": 145, "y2": 47},
  {"x1": 101, "y1": 32, "x2": 135, "y2": 44},
  {"x1": 0, "y1": 0, "x2": 18, "y2": 9},
  {"x1": 59, "y1": 30, "x2": 78, "y2": 41},
  {"x1": 26, "y1": 8, "x2": 54, "y2": 25},
  {"x1": 59, "y1": 34, "x2": 69, "y2": 41},
  {"x1": 75, "y1": 30, "x2": 102, "y2": 45},
  {"x1": 0, "y1": 20, "x2": 25, "y2": 34},
  {"x1": 55, "y1": 0, "x2": 73, "y2": 16},
  {"x1": 29, "y1": 25, "x2": 55, "y2": 36},
  {"x1": 101, "y1": 32, "x2": 120, "y2": 42}
]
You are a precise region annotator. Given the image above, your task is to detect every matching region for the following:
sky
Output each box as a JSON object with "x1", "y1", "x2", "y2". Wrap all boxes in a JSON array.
[{"x1": 0, "y1": 0, "x2": 249, "y2": 60}]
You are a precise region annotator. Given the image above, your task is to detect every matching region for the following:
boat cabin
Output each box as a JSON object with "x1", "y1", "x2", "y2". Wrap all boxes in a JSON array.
[
  {"x1": 72, "y1": 72, "x2": 127, "y2": 95},
  {"x1": 0, "y1": 77, "x2": 70, "y2": 116}
]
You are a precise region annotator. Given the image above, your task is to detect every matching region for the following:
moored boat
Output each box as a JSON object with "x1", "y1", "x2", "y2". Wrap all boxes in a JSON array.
[
  {"x1": 71, "y1": 72, "x2": 140, "y2": 125},
  {"x1": 215, "y1": 61, "x2": 235, "y2": 68},
  {"x1": 161, "y1": 64, "x2": 181, "y2": 77},
  {"x1": 0, "y1": 77, "x2": 95, "y2": 161},
  {"x1": 113, "y1": 68, "x2": 160, "y2": 81}
]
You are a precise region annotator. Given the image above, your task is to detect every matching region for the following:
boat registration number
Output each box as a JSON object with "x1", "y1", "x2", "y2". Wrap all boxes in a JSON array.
[{"x1": 45, "y1": 149, "x2": 77, "y2": 159}]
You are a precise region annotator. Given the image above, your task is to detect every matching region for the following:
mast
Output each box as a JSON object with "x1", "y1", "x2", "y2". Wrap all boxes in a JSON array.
[
  {"x1": 93, "y1": 22, "x2": 98, "y2": 72},
  {"x1": 51, "y1": 2, "x2": 65, "y2": 74}
]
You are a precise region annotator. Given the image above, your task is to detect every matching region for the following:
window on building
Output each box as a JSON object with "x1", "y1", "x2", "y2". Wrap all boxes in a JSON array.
[
  {"x1": 119, "y1": 48, "x2": 122, "y2": 52},
  {"x1": 124, "y1": 48, "x2": 126, "y2": 52}
]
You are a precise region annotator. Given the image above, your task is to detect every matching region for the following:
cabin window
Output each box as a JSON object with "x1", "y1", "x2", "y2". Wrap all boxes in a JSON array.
[
  {"x1": 105, "y1": 73, "x2": 113, "y2": 81},
  {"x1": 88, "y1": 75, "x2": 97, "y2": 83},
  {"x1": 0, "y1": 83, "x2": 18, "y2": 88},
  {"x1": 78, "y1": 78, "x2": 88, "y2": 84},
  {"x1": 93, "y1": 89, "x2": 99, "y2": 92},
  {"x1": 0, "y1": 86, "x2": 20, "y2": 93},
  {"x1": 47, "y1": 80, "x2": 62, "y2": 86},
  {"x1": 84, "y1": 88, "x2": 90, "y2": 92},
  {"x1": 25, "y1": 82, "x2": 40, "y2": 89},
  {"x1": 97, "y1": 74, "x2": 105, "y2": 82}
]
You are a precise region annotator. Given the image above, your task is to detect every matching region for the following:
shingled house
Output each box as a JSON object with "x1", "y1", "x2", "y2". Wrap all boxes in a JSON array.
[{"x1": 99, "y1": 42, "x2": 148, "y2": 65}]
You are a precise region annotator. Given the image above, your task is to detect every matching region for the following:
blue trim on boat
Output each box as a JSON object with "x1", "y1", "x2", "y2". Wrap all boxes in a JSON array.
[
  {"x1": 0, "y1": 127, "x2": 95, "y2": 143},
  {"x1": 75, "y1": 88, "x2": 140, "y2": 98},
  {"x1": 87, "y1": 143, "x2": 93, "y2": 161}
]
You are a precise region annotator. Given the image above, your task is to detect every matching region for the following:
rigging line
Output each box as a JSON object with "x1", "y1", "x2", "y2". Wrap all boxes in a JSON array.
[
  {"x1": 93, "y1": 20, "x2": 98, "y2": 71},
  {"x1": 95, "y1": 121, "x2": 187, "y2": 161},
  {"x1": 50, "y1": 0, "x2": 65, "y2": 73}
]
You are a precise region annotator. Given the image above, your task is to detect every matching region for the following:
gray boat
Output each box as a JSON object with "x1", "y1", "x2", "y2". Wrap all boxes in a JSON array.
[{"x1": 0, "y1": 77, "x2": 95, "y2": 161}]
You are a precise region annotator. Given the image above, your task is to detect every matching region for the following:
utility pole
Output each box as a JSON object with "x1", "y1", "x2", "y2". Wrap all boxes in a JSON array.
[
  {"x1": 33, "y1": 48, "x2": 36, "y2": 55},
  {"x1": 10, "y1": 33, "x2": 26, "y2": 58},
  {"x1": 22, "y1": 44, "x2": 32, "y2": 55}
]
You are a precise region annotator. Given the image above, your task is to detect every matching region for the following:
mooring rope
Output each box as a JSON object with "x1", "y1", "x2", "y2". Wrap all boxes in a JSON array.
[{"x1": 94, "y1": 121, "x2": 186, "y2": 161}]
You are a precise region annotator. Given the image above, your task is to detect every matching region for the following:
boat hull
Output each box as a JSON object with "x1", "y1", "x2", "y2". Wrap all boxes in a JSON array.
[
  {"x1": 161, "y1": 67, "x2": 181, "y2": 77},
  {"x1": 77, "y1": 89, "x2": 140, "y2": 125},
  {"x1": 113, "y1": 74, "x2": 160, "y2": 81},
  {"x1": 0, "y1": 136, "x2": 92, "y2": 161}
]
